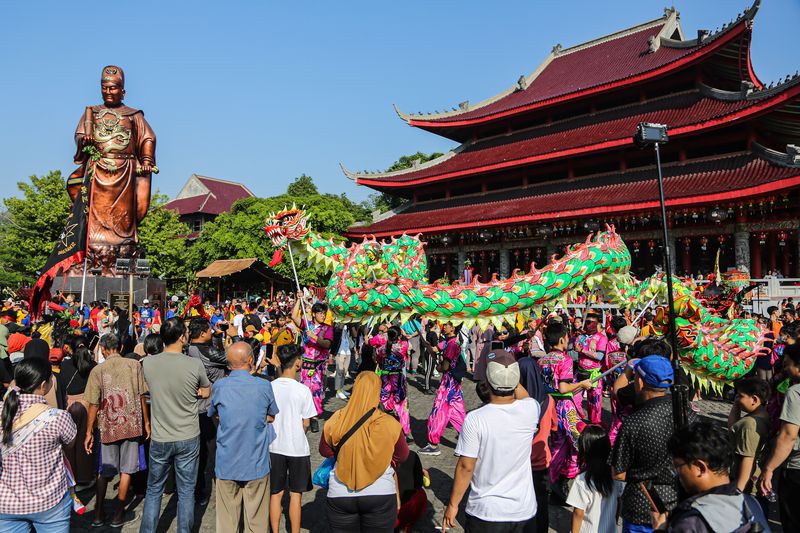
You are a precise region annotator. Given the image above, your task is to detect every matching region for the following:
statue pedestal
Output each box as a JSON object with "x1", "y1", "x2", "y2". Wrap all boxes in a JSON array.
[{"x1": 51, "y1": 275, "x2": 166, "y2": 311}]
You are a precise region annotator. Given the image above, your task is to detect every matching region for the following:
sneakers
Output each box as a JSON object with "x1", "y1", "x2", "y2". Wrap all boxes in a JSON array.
[
  {"x1": 418, "y1": 444, "x2": 441, "y2": 456},
  {"x1": 336, "y1": 389, "x2": 348, "y2": 401},
  {"x1": 433, "y1": 370, "x2": 440, "y2": 378},
  {"x1": 343, "y1": 389, "x2": 351, "y2": 398}
]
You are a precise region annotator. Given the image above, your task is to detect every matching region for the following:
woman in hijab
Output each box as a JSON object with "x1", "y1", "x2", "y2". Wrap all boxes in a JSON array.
[
  {"x1": 519, "y1": 356, "x2": 556, "y2": 533},
  {"x1": 319, "y1": 372, "x2": 409, "y2": 532},
  {"x1": 22, "y1": 339, "x2": 65, "y2": 409}
]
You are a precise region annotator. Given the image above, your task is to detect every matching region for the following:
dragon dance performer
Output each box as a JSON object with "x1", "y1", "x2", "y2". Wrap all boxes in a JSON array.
[
  {"x1": 372, "y1": 326, "x2": 411, "y2": 436},
  {"x1": 539, "y1": 322, "x2": 594, "y2": 488},
  {"x1": 291, "y1": 299, "x2": 333, "y2": 432},
  {"x1": 419, "y1": 322, "x2": 466, "y2": 456},
  {"x1": 574, "y1": 312, "x2": 607, "y2": 425}
]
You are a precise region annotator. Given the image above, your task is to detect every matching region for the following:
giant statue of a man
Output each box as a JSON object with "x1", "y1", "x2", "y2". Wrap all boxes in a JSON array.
[{"x1": 67, "y1": 65, "x2": 156, "y2": 273}]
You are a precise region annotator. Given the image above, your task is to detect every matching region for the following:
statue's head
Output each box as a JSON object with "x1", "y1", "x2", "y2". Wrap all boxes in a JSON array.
[
  {"x1": 264, "y1": 206, "x2": 310, "y2": 250},
  {"x1": 100, "y1": 65, "x2": 125, "y2": 107}
]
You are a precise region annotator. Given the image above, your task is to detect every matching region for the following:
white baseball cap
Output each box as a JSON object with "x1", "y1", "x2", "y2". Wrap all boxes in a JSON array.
[
  {"x1": 486, "y1": 349, "x2": 520, "y2": 392},
  {"x1": 142, "y1": 299, "x2": 150, "y2": 304}
]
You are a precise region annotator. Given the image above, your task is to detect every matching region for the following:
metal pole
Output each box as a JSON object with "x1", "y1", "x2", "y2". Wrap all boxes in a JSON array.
[
  {"x1": 654, "y1": 142, "x2": 688, "y2": 429},
  {"x1": 79, "y1": 256, "x2": 88, "y2": 309},
  {"x1": 129, "y1": 270, "x2": 134, "y2": 324},
  {"x1": 287, "y1": 244, "x2": 309, "y2": 325}
]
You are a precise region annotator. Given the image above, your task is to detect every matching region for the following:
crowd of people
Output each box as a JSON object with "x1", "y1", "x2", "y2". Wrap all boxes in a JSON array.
[{"x1": 0, "y1": 290, "x2": 798, "y2": 532}]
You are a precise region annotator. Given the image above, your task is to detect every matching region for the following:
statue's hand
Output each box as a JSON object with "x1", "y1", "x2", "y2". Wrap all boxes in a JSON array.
[{"x1": 139, "y1": 163, "x2": 154, "y2": 175}]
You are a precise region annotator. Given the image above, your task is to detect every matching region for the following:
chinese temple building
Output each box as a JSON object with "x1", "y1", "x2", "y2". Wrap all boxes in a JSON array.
[{"x1": 344, "y1": 2, "x2": 800, "y2": 282}]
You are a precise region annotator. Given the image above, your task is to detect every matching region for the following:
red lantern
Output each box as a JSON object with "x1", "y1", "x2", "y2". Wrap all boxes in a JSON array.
[
  {"x1": 648, "y1": 239, "x2": 656, "y2": 251},
  {"x1": 717, "y1": 235, "x2": 727, "y2": 247},
  {"x1": 700, "y1": 236, "x2": 708, "y2": 251},
  {"x1": 778, "y1": 231, "x2": 788, "y2": 246},
  {"x1": 757, "y1": 232, "x2": 767, "y2": 245},
  {"x1": 682, "y1": 237, "x2": 692, "y2": 251},
  {"x1": 633, "y1": 240, "x2": 640, "y2": 253}
]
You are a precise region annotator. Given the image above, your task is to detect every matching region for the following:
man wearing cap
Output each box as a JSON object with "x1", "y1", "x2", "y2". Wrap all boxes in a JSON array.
[
  {"x1": 610, "y1": 355, "x2": 695, "y2": 533},
  {"x1": 442, "y1": 349, "x2": 539, "y2": 532}
]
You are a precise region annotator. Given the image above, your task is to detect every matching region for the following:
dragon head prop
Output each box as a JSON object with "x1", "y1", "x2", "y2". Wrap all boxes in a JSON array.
[{"x1": 264, "y1": 206, "x2": 310, "y2": 266}]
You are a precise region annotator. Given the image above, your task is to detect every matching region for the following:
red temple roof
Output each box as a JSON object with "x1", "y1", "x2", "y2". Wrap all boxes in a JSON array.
[
  {"x1": 397, "y1": 3, "x2": 760, "y2": 132},
  {"x1": 348, "y1": 78, "x2": 800, "y2": 189},
  {"x1": 346, "y1": 150, "x2": 800, "y2": 237},
  {"x1": 165, "y1": 175, "x2": 254, "y2": 216}
]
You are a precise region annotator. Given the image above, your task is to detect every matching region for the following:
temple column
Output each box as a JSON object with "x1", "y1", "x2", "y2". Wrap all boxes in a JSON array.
[
  {"x1": 734, "y1": 228, "x2": 750, "y2": 273},
  {"x1": 546, "y1": 244, "x2": 558, "y2": 264},
  {"x1": 457, "y1": 250, "x2": 467, "y2": 274},
  {"x1": 796, "y1": 232, "x2": 800, "y2": 277},
  {"x1": 499, "y1": 248, "x2": 510, "y2": 279},
  {"x1": 681, "y1": 239, "x2": 691, "y2": 276},
  {"x1": 767, "y1": 233, "x2": 777, "y2": 274},
  {"x1": 751, "y1": 235, "x2": 763, "y2": 278},
  {"x1": 666, "y1": 239, "x2": 677, "y2": 275}
]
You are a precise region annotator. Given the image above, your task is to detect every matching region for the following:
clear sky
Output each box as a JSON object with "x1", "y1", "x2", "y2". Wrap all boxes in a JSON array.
[{"x1": 0, "y1": 0, "x2": 796, "y2": 203}]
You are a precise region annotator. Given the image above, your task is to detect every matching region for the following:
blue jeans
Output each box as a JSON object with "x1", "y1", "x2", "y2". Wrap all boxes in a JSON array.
[
  {"x1": 139, "y1": 437, "x2": 200, "y2": 533},
  {"x1": 622, "y1": 519, "x2": 653, "y2": 533},
  {"x1": 0, "y1": 491, "x2": 71, "y2": 533}
]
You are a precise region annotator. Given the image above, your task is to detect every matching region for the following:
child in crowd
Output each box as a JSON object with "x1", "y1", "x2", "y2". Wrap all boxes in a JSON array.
[
  {"x1": 727, "y1": 376, "x2": 771, "y2": 499},
  {"x1": 567, "y1": 425, "x2": 623, "y2": 533},
  {"x1": 269, "y1": 345, "x2": 317, "y2": 533},
  {"x1": 374, "y1": 326, "x2": 411, "y2": 437},
  {"x1": 538, "y1": 321, "x2": 593, "y2": 495}
]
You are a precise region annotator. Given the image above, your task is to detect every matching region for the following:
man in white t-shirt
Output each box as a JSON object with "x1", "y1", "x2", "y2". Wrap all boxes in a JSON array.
[
  {"x1": 269, "y1": 344, "x2": 317, "y2": 533},
  {"x1": 443, "y1": 349, "x2": 539, "y2": 533},
  {"x1": 231, "y1": 305, "x2": 245, "y2": 339}
]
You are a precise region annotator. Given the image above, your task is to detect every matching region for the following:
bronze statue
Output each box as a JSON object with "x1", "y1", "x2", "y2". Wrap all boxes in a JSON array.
[{"x1": 67, "y1": 65, "x2": 157, "y2": 274}]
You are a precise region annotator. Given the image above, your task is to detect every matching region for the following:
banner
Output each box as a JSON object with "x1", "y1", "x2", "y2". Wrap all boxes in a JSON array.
[{"x1": 30, "y1": 172, "x2": 91, "y2": 317}]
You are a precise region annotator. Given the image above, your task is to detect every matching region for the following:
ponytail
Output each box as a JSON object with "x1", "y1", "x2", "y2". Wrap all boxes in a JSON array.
[{"x1": 1, "y1": 358, "x2": 52, "y2": 445}]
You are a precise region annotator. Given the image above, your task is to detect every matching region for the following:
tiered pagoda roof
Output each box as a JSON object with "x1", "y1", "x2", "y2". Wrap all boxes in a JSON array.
[{"x1": 345, "y1": 0, "x2": 800, "y2": 239}]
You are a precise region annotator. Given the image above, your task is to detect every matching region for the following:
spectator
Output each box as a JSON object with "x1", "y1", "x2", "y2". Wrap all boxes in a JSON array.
[
  {"x1": 186, "y1": 317, "x2": 228, "y2": 505},
  {"x1": 653, "y1": 422, "x2": 770, "y2": 532},
  {"x1": 0, "y1": 358, "x2": 77, "y2": 531},
  {"x1": 727, "y1": 377, "x2": 770, "y2": 496},
  {"x1": 269, "y1": 344, "x2": 316, "y2": 533},
  {"x1": 22, "y1": 338, "x2": 65, "y2": 409},
  {"x1": 232, "y1": 305, "x2": 245, "y2": 340},
  {"x1": 519, "y1": 356, "x2": 556, "y2": 533},
  {"x1": 60, "y1": 337, "x2": 95, "y2": 486},
  {"x1": 209, "y1": 342, "x2": 278, "y2": 532},
  {"x1": 567, "y1": 425, "x2": 623, "y2": 533},
  {"x1": 320, "y1": 372, "x2": 408, "y2": 533},
  {"x1": 759, "y1": 343, "x2": 800, "y2": 531},
  {"x1": 84, "y1": 333, "x2": 149, "y2": 528},
  {"x1": 333, "y1": 325, "x2": 354, "y2": 400},
  {"x1": 611, "y1": 355, "x2": 695, "y2": 533},
  {"x1": 139, "y1": 317, "x2": 211, "y2": 533},
  {"x1": 442, "y1": 350, "x2": 539, "y2": 532}
]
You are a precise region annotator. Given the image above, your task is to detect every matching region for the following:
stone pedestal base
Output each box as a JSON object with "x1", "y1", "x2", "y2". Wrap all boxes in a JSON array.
[{"x1": 51, "y1": 275, "x2": 166, "y2": 310}]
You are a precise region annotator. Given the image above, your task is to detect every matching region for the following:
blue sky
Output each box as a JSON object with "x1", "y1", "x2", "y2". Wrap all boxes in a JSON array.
[{"x1": 0, "y1": 0, "x2": 796, "y2": 203}]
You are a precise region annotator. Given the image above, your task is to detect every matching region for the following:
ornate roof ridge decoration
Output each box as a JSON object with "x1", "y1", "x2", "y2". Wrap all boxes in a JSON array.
[
  {"x1": 340, "y1": 149, "x2": 462, "y2": 180},
  {"x1": 398, "y1": 0, "x2": 759, "y2": 126},
  {"x1": 752, "y1": 142, "x2": 800, "y2": 168}
]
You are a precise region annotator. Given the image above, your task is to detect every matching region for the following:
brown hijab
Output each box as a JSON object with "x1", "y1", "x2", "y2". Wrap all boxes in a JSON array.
[{"x1": 323, "y1": 372, "x2": 401, "y2": 491}]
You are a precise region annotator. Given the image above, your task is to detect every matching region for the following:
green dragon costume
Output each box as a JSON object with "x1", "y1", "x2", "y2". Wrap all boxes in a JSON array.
[{"x1": 265, "y1": 208, "x2": 769, "y2": 388}]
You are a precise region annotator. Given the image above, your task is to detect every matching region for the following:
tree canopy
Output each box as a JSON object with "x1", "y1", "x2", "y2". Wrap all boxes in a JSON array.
[
  {"x1": 191, "y1": 175, "x2": 370, "y2": 285},
  {"x1": 138, "y1": 192, "x2": 193, "y2": 280}
]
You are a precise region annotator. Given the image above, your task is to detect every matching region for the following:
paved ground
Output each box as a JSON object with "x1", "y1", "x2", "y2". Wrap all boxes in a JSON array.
[{"x1": 70, "y1": 372, "x2": 784, "y2": 532}]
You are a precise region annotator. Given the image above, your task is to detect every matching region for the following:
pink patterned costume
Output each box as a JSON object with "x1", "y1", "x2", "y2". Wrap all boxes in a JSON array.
[
  {"x1": 604, "y1": 336, "x2": 628, "y2": 443},
  {"x1": 300, "y1": 320, "x2": 334, "y2": 415},
  {"x1": 426, "y1": 336, "x2": 465, "y2": 445},
  {"x1": 539, "y1": 350, "x2": 584, "y2": 483},
  {"x1": 575, "y1": 330, "x2": 607, "y2": 425},
  {"x1": 373, "y1": 335, "x2": 411, "y2": 434}
]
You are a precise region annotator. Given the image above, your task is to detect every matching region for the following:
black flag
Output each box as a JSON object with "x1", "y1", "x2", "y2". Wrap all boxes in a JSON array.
[{"x1": 30, "y1": 172, "x2": 91, "y2": 318}]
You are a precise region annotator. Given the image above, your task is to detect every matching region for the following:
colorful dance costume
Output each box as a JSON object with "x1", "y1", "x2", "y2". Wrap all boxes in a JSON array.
[
  {"x1": 574, "y1": 326, "x2": 607, "y2": 424},
  {"x1": 604, "y1": 335, "x2": 627, "y2": 443},
  {"x1": 300, "y1": 320, "x2": 334, "y2": 415},
  {"x1": 426, "y1": 336, "x2": 465, "y2": 446},
  {"x1": 539, "y1": 349, "x2": 585, "y2": 483},
  {"x1": 373, "y1": 335, "x2": 411, "y2": 434}
]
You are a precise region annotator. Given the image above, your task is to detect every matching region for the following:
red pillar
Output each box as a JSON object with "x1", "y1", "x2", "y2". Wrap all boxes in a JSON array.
[
  {"x1": 783, "y1": 246, "x2": 791, "y2": 279},
  {"x1": 681, "y1": 240, "x2": 691, "y2": 276},
  {"x1": 751, "y1": 235, "x2": 762, "y2": 278},
  {"x1": 767, "y1": 233, "x2": 777, "y2": 274}
]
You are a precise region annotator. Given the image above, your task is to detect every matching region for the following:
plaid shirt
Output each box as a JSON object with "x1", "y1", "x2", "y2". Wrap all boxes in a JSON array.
[{"x1": 0, "y1": 394, "x2": 77, "y2": 514}]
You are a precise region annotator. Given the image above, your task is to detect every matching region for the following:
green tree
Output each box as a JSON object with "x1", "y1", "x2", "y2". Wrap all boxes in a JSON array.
[
  {"x1": 138, "y1": 192, "x2": 193, "y2": 280},
  {"x1": 367, "y1": 151, "x2": 444, "y2": 212},
  {"x1": 191, "y1": 175, "x2": 370, "y2": 285},
  {"x1": 0, "y1": 171, "x2": 71, "y2": 287}
]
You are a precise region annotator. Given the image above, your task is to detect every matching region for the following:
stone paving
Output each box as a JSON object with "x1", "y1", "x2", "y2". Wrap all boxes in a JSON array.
[{"x1": 70, "y1": 372, "x2": 783, "y2": 532}]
